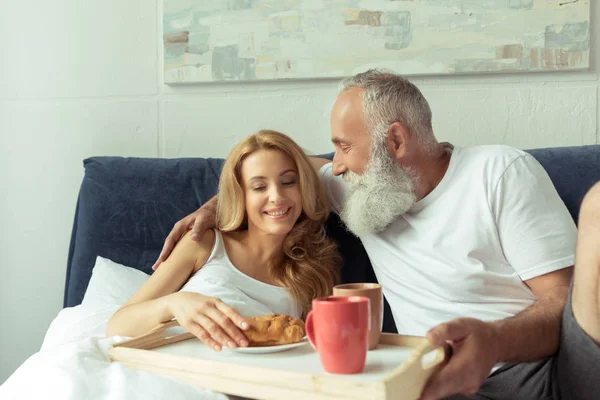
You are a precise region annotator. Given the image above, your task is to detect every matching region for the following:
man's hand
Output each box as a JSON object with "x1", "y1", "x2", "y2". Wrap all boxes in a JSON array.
[
  {"x1": 151, "y1": 196, "x2": 218, "y2": 270},
  {"x1": 419, "y1": 318, "x2": 500, "y2": 400}
]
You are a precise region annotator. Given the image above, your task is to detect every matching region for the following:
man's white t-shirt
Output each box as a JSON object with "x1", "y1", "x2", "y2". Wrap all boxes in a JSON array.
[{"x1": 320, "y1": 145, "x2": 577, "y2": 336}]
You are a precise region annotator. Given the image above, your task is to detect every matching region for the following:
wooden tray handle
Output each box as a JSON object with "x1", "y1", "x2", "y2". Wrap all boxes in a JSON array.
[
  {"x1": 111, "y1": 319, "x2": 196, "y2": 350},
  {"x1": 411, "y1": 340, "x2": 449, "y2": 370},
  {"x1": 382, "y1": 336, "x2": 450, "y2": 397}
]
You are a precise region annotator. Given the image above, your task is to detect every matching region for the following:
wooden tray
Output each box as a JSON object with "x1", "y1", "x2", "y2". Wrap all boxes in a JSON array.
[{"x1": 109, "y1": 320, "x2": 448, "y2": 400}]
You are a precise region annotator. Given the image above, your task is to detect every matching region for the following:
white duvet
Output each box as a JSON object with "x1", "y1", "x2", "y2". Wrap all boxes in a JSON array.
[{"x1": 0, "y1": 304, "x2": 231, "y2": 400}]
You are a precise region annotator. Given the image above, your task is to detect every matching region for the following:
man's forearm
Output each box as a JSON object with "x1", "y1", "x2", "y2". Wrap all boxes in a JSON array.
[{"x1": 491, "y1": 285, "x2": 569, "y2": 363}]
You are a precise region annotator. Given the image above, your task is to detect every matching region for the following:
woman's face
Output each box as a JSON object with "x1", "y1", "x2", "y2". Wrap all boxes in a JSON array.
[{"x1": 240, "y1": 149, "x2": 303, "y2": 236}]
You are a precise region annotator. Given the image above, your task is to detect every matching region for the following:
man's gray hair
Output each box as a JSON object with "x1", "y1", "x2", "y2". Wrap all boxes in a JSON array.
[{"x1": 339, "y1": 69, "x2": 436, "y2": 149}]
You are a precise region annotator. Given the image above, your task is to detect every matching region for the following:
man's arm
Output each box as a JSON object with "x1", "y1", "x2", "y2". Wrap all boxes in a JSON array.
[
  {"x1": 491, "y1": 266, "x2": 572, "y2": 362},
  {"x1": 420, "y1": 268, "x2": 572, "y2": 400},
  {"x1": 151, "y1": 195, "x2": 218, "y2": 270}
]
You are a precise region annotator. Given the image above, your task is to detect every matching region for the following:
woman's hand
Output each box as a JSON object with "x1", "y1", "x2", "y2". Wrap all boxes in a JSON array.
[{"x1": 168, "y1": 291, "x2": 249, "y2": 351}]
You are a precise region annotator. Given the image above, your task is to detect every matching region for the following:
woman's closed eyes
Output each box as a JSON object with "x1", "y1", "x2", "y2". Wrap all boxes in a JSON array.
[{"x1": 250, "y1": 179, "x2": 297, "y2": 192}]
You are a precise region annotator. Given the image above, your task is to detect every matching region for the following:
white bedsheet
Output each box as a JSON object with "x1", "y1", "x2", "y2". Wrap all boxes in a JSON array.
[{"x1": 0, "y1": 304, "x2": 230, "y2": 400}]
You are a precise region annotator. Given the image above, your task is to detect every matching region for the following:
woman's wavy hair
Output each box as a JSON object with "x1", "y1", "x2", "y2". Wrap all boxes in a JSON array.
[{"x1": 216, "y1": 130, "x2": 341, "y2": 317}]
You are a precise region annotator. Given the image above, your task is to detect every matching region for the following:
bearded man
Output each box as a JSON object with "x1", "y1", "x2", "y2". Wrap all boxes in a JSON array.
[{"x1": 153, "y1": 70, "x2": 600, "y2": 400}]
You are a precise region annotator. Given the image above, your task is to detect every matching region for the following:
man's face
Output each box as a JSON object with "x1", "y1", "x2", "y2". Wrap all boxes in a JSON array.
[
  {"x1": 339, "y1": 141, "x2": 417, "y2": 236},
  {"x1": 329, "y1": 88, "x2": 371, "y2": 177},
  {"x1": 330, "y1": 89, "x2": 418, "y2": 236}
]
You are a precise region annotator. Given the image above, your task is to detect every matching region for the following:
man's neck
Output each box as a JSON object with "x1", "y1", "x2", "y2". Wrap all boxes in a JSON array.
[{"x1": 413, "y1": 143, "x2": 453, "y2": 201}]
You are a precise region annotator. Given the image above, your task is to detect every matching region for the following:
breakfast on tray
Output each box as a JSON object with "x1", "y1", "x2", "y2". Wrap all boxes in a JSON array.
[
  {"x1": 108, "y1": 292, "x2": 447, "y2": 399},
  {"x1": 244, "y1": 314, "x2": 305, "y2": 347}
]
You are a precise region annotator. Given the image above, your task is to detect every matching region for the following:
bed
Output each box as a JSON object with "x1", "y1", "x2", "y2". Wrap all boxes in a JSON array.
[{"x1": 1, "y1": 146, "x2": 599, "y2": 399}]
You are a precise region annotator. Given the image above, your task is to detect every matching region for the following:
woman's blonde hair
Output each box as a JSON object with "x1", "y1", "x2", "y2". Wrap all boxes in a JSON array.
[{"x1": 216, "y1": 130, "x2": 341, "y2": 317}]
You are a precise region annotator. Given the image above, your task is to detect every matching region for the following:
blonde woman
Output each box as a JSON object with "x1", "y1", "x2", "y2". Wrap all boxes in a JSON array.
[{"x1": 106, "y1": 130, "x2": 341, "y2": 352}]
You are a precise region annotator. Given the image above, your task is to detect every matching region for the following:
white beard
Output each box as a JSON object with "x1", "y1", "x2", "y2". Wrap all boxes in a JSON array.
[{"x1": 340, "y1": 148, "x2": 417, "y2": 236}]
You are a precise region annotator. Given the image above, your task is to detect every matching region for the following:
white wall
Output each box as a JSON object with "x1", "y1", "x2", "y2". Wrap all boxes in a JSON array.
[{"x1": 0, "y1": 0, "x2": 598, "y2": 384}]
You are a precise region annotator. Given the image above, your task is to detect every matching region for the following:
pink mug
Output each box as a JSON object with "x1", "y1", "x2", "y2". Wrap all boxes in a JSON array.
[{"x1": 305, "y1": 296, "x2": 370, "y2": 374}]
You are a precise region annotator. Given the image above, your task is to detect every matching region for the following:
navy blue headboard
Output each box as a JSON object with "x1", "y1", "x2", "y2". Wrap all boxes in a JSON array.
[
  {"x1": 64, "y1": 145, "x2": 600, "y2": 334},
  {"x1": 65, "y1": 157, "x2": 225, "y2": 307}
]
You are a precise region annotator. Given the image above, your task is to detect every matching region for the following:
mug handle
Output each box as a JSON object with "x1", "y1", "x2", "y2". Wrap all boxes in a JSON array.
[{"x1": 305, "y1": 310, "x2": 318, "y2": 351}]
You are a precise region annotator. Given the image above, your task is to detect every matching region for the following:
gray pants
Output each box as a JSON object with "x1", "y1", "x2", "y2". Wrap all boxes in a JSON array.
[{"x1": 447, "y1": 287, "x2": 600, "y2": 400}]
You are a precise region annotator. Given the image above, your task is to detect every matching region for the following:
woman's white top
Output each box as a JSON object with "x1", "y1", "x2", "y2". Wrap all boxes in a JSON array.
[{"x1": 179, "y1": 229, "x2": 301, "y2": 318}]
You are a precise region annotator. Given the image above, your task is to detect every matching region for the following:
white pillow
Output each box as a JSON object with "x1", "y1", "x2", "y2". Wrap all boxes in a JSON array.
[{"x1": 81, "y1": 256, "x2": 150, "y2": 308}]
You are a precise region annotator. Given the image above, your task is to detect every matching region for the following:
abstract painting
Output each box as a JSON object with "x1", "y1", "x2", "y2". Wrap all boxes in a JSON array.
[{"x1": 163, "y1": 0, "x2": 590, "y2": 83}]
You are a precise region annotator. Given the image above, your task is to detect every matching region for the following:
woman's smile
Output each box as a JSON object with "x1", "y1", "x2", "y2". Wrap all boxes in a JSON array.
[{"x1": 263, "y1": 206, "x2": 293, "y2": 220}]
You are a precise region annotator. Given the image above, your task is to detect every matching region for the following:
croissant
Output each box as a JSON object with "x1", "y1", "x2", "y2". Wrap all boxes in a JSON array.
[{"x1": 244, "y1": 314, "x2": 305, "y2": 347}]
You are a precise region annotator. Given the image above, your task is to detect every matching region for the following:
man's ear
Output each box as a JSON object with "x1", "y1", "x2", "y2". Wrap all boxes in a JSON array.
[{"x1": 387, "y1": 122, "x2": 410, "y2": 158}]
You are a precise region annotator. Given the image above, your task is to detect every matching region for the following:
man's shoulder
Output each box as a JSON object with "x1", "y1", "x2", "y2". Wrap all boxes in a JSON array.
[
  {"x1": 456, "y1": 144, "x2": 530, "y2": 172},
  {"x1": 459, "y1": 144, "x2": 527, "y2": 160}
]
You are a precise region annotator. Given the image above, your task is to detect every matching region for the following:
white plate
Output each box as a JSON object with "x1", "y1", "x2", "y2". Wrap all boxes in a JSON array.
[{"x1": 231, "y1": 337, "x2": 309, "y2": 354}]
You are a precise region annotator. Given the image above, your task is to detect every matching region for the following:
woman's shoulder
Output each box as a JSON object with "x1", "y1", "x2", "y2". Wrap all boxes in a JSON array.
[{"x1": 176, "y1": 229, "x2": 217, "y2": 271}]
